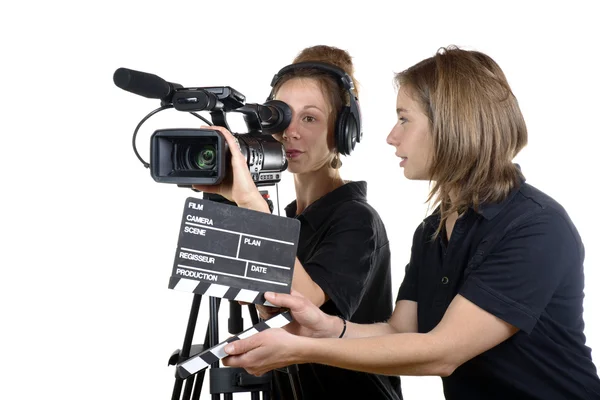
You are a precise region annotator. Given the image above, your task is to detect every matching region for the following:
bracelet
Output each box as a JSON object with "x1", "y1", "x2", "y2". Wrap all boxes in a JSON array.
[{"x1": 338, "y1": 317, "x2": 347, "y2": 338}]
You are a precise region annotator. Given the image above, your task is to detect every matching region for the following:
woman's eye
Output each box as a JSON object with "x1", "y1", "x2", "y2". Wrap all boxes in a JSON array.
[
  {"x1": 398, "y1": 116, "x2": 407, "y2": 124},
  {"x1": 303, "y1": 115, "x2": 316, "y2": 123}
]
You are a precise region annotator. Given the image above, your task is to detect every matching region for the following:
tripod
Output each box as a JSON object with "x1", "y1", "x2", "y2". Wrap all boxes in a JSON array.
[{"x1": 168, "y1": 192, "x2": 302, "y2": 399}]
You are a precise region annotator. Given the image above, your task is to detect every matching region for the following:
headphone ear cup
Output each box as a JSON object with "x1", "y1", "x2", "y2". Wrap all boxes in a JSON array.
[
  {"x1": 336, "y1": 106, "x2": 356, "y2": 155},
  {"x1": 335, "y1": 107, "x2": 348, "y2": 155},
  {"x1": 346, "y1": 112, "x2": 358, "y2": 153}
]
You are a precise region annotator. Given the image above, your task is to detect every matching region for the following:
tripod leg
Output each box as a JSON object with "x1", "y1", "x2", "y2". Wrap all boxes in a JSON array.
[
  {"x1": 229, "y1": 300, "x2": 244, "y2": 334},
  {"x1": 287, "y1": 365, "x2": 303, "y2": 400},
  {"x1": 173, "y1": 294, "x2": 203, "y2": 400},
  {"x1": 210, "y1": 296, "x2": 221, "y2": 400},
  {"x1": 190, "y1": 325, "x2": 213, "y2": 398},
  {"x1": 172, "y1": 379, "x2": 184, "y2": 400},
  {"x1": 190, "y1": 369, "x2": 205, "y2": 400},
  {"x1": 247, "y1": 304, "x2": 272, "y2": 399},
  {"x1": 182, "y1": 375, "x2": 196, "y2": 400},
  {"x1": 191, "y1": 372, "x2": 203, "y2": 400},
  {"x1": 185, "y1": 295, "x2": 223, "y2": 400},
  {"x1": 248, "y1": 304, "x2": 259, "y2": 326}
]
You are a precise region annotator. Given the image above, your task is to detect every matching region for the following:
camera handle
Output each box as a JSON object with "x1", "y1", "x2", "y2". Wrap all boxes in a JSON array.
[{"x1": 130, "y1": 105, "x2": 213, "y2": 169}]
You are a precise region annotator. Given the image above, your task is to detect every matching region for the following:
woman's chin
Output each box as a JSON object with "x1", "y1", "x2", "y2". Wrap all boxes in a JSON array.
[
  {"x1": 403, "y1": 169, "x2": 428, "y2": 181},
  {"x1": 403, "y1": 168, "x2": 418, "y2": 180},
  {"x1": 286, "y1": 164, "x2": 302, "y2": 174}
]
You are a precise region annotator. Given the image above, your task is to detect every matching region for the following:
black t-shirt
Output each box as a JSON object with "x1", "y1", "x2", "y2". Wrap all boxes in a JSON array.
[
  {"x1": 273, "y1": 181, "x2": 402, "y2": 400},
  {"x1": 397, "y1": 179, "x2": 600, "y2": 400}
]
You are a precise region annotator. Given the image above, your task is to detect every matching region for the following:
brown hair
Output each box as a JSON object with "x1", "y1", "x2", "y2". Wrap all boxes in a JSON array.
[
  {"x1": 272, "y1": 45, "x2": 359, "y2": 148},
  {"x1": 395, "y1": 46, "x2": 527, "y2": 234}
]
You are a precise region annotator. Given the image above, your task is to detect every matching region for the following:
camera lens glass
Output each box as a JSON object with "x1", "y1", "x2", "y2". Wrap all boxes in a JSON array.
[{"x1": 190, "y1": 145, "x2": 216, "y2": 170}]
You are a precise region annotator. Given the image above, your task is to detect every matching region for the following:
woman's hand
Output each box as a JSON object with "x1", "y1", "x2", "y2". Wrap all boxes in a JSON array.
[
  {"x1": 222, "y1": 292, "x2": 342, "y2": 376},
  {"x1": 260, "y1": 291, "x2": 341, "y2": 339},
  {"x1": 192, "y1": 125, "x2": 268, "y2": 213},
  {"x1": 222, "y1": 328, "x2": 310, "y2": 376}
]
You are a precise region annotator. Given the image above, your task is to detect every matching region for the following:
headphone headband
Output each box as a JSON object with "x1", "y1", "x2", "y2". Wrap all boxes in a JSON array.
[{"x1": 270, "y1": 61, "x2": 355, "y2": 92}]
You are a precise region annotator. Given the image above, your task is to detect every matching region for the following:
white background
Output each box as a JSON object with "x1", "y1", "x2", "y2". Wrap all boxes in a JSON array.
[{"x1": 1, "y1": 1, "x2": 598, "y2": 399}]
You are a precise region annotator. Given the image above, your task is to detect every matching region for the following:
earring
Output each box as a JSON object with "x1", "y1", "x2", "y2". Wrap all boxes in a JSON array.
[{"x1": 330, "y1": 154, "x2": 342, "y2": 169}]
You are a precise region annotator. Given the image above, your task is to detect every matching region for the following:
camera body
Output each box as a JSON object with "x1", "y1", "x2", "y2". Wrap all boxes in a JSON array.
[
  {"x1": 113, "y1": 68, "x2": 291, "y2": 187},
  {"x1": 150, "y1": 128, "x2": 286, "y2": 186}
]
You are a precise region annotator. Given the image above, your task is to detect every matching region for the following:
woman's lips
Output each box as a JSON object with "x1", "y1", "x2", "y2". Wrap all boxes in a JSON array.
[{"x1": 286, "y1": 150, "x2": 303, "y2": 159}]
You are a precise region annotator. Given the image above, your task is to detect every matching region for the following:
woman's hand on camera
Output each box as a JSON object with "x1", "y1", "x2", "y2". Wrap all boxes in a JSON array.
[{"x1": 192, "y1": 125, "x2": 269, "y2": 213}]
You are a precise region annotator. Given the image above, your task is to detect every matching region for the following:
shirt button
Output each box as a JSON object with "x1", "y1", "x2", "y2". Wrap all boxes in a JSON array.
[{"x1": 441, "y1": 276, "x2": 449, "y2": 284}]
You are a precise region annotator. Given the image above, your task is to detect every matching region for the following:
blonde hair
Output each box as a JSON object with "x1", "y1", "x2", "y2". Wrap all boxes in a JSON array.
[{"x1": 395, "y1": 46, "x2": 527, "y2": 234}]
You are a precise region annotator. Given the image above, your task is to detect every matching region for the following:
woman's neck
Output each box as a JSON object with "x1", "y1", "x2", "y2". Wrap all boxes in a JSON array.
[
  {"x1": 293, "y1": 166, "x2": 345, "y2": 215},
  {"x1": 444, "y1": 189, "x2": 462, "y2": 241}
]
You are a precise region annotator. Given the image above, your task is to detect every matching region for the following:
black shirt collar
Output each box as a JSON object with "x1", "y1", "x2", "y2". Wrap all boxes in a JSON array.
[
  {"x1": 477, "y1": 186, "x2": 520, "y2": 220},
  {"x1": 284, "y1": 181, "x2": 368, "y2": 229},
  {"x1": 477, "y1": 166, "x2": 525, "y2": 220}
]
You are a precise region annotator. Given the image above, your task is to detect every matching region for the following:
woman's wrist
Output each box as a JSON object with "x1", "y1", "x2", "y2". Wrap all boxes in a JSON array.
[
  {"x1": 318, "y1": 313, "x2": 346, "y2": 339},
  {"x1": 338, "y1": 316, "x2": 347, "y2": 338},
  {"x1": 237, "y1": 193, "x2": 270, "y2": 213}
]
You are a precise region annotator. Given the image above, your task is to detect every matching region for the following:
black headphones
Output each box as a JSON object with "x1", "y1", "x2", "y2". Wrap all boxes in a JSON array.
[{"x1": 267, "y1": 61, "x2": 362, "y2": 156}]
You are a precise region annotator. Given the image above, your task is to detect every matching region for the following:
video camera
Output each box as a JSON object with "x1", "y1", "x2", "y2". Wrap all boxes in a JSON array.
[{"x1": 113, "y1": 68, "x2": 292, "y2": 187}]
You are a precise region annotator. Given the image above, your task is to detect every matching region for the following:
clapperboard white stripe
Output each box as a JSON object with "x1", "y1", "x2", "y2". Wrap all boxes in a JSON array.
[
  {"x1": 176, "y1": 311, "x2": 293, "y2": 379},
  {"x1": 173, "y1": 278, "x2": 202, "y2": 293},
  {"x1": 235, "y1": 289, "x2": 260, "y2": 303},
  {"x1": 170, "y1": 278, "x2": 277, "y2": 306},
  {"x1": 204, "y1": 283, "x2": 229, "y2": 298}
]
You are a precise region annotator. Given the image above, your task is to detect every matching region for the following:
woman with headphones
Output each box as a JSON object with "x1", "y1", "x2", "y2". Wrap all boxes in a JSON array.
[{"x1": 193, "y1": 45, "x2": 403, "y2": 400}]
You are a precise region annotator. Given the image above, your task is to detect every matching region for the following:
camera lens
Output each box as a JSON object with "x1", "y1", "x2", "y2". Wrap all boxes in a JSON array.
[{"x1": 191, "y1": 145, "x2": 216, "y2": 170}]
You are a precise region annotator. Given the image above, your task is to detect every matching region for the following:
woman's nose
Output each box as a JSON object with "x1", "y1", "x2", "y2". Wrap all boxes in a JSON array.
[
  {"x1": 282, "y1": 121, "x2": 300, "y2": 140},
  {"x1": 386, "y1": 126, "x2": 397, "y2": 146}
]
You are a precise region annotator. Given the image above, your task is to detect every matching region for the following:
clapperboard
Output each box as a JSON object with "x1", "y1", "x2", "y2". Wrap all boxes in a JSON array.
[{"x1": 168, "y1": 197, "x2": 300, "y2": 305}]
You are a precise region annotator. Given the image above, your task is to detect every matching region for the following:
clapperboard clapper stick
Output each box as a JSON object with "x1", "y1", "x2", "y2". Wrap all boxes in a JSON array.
[
  {"x1": 176, "y1": 310, "x2": 293, "y2": 379},
  {"x1": 167, "y1": 195, "x2": 301, "y2": 399}
]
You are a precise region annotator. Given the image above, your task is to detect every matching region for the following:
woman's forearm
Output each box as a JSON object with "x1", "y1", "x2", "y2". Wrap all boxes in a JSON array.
[
  {"x1": 341, "y1": 320, "x2": 399, "y2": 339},
  {"x1": 291, "y1": 259, "x2": 328, "y2": 307},
  {"x1": 300, "y1": 333, "x2": 454, "y2": 377}
]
